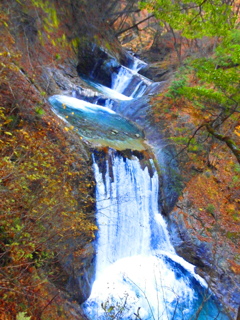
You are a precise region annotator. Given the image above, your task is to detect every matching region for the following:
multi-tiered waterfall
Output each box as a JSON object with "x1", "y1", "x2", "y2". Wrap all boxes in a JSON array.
[{"x1": 49, "y1": 54, "x2": 229, "y2": 320}]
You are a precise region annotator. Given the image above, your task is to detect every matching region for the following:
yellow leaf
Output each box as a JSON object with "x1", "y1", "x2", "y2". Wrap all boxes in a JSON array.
[
  {"x1": 234, "y1": 125, "x2": 240, "y2": 137},
  {"x1": 4, "y1": 119, "x2": 13, "y2": 125}
]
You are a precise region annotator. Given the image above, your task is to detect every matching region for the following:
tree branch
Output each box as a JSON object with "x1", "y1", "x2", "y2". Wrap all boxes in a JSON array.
[
  {"x1": 115, "y1": 14, "x2": 155, "y2": 37},
  {"x1": 206, "y1": 124, "x2": 240, "y2": 163}
]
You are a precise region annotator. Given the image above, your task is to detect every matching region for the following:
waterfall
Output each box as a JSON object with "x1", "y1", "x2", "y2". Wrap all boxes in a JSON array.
[
  {"x1": 111, "y1": 63, "x2": 152, "y2": 99},
  {"x1": 49, "y1": 53, "x2": 229, "y2": 320},
  {"x1": 92, "y1": 152, "x2": 176, "y2": 276},
  {"x1": 83, "y1": 152, "x2": 228, "y2": 319},
  {"x1": 129, "y1": 55, "x2": 147, "y2": 72}
]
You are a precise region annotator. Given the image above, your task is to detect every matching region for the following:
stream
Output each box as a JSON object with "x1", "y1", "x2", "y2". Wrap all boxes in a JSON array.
[{"x1": 49, "y1": 54, "x2": 229, "y2": 320}]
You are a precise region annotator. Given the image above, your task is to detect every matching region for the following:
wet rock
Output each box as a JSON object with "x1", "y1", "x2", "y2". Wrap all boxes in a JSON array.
[
  {"x1": 59, "y1": 242, "x2": 96, "y2": 304},
  {"x1": 77, "y1": 45, "x2": 121, "y2": 87}
]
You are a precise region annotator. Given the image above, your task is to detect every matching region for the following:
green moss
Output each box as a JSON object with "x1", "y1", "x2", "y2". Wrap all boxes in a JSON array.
[
  {"x1": 232, "y1": 214, "x2": 240, "y2": 222},
  {"x1": 232, "y1": 163, "x2": 240, "y2": 173},
  {"x1": 226, "y1": 231, "x2": 239, "y2": 240},
  {"x1": 206, "y1": 204, "x2": 215, "y2": 216}
]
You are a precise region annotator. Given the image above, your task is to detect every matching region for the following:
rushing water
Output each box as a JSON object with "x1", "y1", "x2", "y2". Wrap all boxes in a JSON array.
[
  {"x1": 49, "y1": 53, "x2": 229, "y2": 319},
  {"x1": 82, "y1": 151, "x2": 228, "y2": 320}
]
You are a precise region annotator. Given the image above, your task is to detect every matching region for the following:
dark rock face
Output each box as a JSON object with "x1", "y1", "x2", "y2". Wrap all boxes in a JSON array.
[
  {"x1": 64, "y1": 243, "x2": 96, "y2": 304},
  {"x1": 49, "y1": 242, "x2": 96, "y2": 304},
  {"x1": 167, "y1": 198, "x2": 240, "y2": 319},
  {"x1": 168, "y1": 211, "x2": 214, "y2": 270},
  {"x1": 140, "y1": 65, "x2": 172, "y2": 82},
  {"x1": 76, "y1": 44, "x2": 145, "y2": 89},
  {"x1": 77, "y1": 45, "x2": 124, "y2": 87}
]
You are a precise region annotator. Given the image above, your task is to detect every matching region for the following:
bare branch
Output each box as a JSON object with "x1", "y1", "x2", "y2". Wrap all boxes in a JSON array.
[
  {"x1": 115, "y1": 14, "x2": 155, "y2": 37},
  {"x1": 205, "y1": 124, "x2": 240, "y2": 163}
]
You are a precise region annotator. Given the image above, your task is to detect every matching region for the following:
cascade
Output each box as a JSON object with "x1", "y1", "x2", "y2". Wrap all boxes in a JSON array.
[
  {"x1": 111, "y1": 65, "x2": 151, "y2": 98},
  {"x1": 129, "y1": 55, "x2": 147, "y2": 72},
  {"x1": 49, "y1": 53, "x2": 229, "y2": 320},
  {"x1": 82, "y1": 151, "x2": 228, "y2": 320}
]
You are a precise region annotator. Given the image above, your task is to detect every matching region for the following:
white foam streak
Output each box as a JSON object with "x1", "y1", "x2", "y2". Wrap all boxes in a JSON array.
[
  {"x1": 157, "y1": 250, "x2": 208, "y2": 287},
  {"x1": 52, "y1": 95, "x2": 116, "y2": 114},
  {"x1": 130, "y1": 81, "x2": 147, "y2": 98},
  {"x1": 91, "y1": 82, "x2": 132, "y2": 101}
]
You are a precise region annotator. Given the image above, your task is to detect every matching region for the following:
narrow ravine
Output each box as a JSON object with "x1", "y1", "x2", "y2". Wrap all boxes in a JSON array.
[{"x1": 49, "y1": 54, "x2": 230, "y2": 320}]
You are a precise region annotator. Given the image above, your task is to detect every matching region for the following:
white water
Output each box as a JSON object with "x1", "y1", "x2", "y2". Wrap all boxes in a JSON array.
[
  {"x1": 83, "y1": 153, "x2": 225, "y2": 320},
  {"x1": 111, "y1": 65, "x2": 152, "y2": 98},
  {"x1": 86, "y1": 80, "x2": 132, "y2": 101},
  {"x1": 50, "y1": 94, "x2": 116, "y2": 114},
  {"x1": 130, "y1": 55, "x2": 148, "y2": 72},
  {"x1": 112, "y1": 67, "x2": 134, "y2": 95},
  {"x1": 71, "y1": 54, "x2": 229, "y2": 320}
]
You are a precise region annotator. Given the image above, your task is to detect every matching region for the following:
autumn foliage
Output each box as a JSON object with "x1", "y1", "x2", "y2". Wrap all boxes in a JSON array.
[
  {"x1": 0, "y1": 0, "x2": 239, "y2": 318},
  {"x1": 0, "y1": 2, "x2": 97, "y2": 319}
]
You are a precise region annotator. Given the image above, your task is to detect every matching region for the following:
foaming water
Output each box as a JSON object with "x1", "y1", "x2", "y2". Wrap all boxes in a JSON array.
[
  {"x1": 49, "y1": 94, "x2": 116, "y2": 114},
  {"x1": 111, "y1": 65, "x2": 151, "y2": 98},
  {"x1": 83, "y1": 152, "x2": 229, "y2": 320},
  {"x1": 85, "y1": 80, "x2": 133, "y2": 101},
  {"x1": 129, "y1": 55, "x2": 147, "y2": 72}
]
